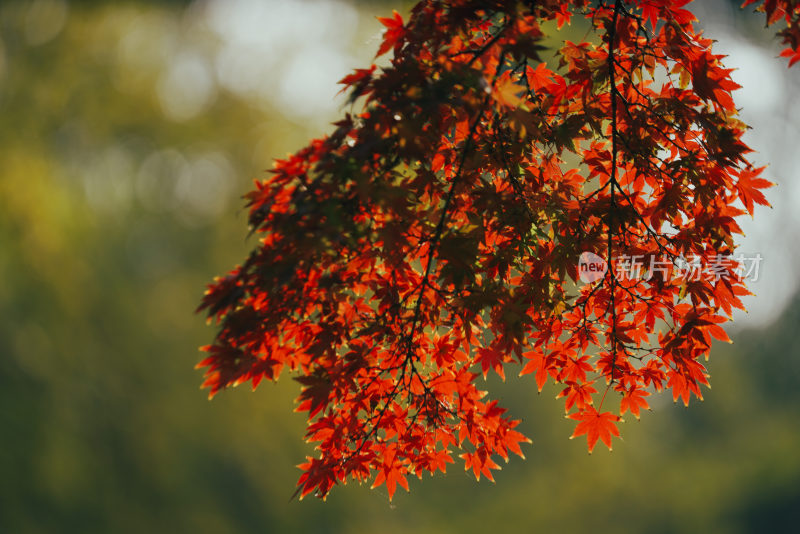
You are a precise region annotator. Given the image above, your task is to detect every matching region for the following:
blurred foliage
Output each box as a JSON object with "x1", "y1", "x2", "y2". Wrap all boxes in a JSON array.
[{"x1": 0, "y1": 1, "x2": 797, "y2": 533}]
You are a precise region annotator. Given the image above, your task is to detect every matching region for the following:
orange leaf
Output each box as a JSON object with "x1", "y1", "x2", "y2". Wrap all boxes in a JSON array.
[
  {"x1": 569, "y1": 407, "x2": 622, "y2": 453},
  {"x1": 375, "y1": 10, "x2": 405, "y2": 58},
  {"x1": 620, "y1": 388, "x2": 651, "y2": 420},
  {"x1": 492, "y1": 75, "x2": 526, "y2": 109}
]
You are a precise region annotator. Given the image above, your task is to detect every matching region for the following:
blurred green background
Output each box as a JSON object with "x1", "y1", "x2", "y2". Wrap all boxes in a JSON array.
[{"x1": 1, "y1": 1, "x2": 798, "y2": 532}]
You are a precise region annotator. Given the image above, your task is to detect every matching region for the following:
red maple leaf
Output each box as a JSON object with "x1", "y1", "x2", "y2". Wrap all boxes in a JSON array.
[
  {"x1": 375, "y1": 10, "x2": 405, "y2": 58},
  {"x1": 569, "y1": 407, "x2": 622, "y2": 453},
  {"x1": 370, "y1": 447, "x2": 410, "y2": 501},
  {"x1": 619, "y1": 387, "x2": 651, "y2": 420},
  {"x1": 735, "y1": 166, "x2": 773, "y2": 216}
]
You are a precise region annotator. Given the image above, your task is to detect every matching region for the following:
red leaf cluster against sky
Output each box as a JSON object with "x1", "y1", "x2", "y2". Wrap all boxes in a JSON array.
[{"x1": 199, "y1": 0, "x2": 792, "y2": 500}]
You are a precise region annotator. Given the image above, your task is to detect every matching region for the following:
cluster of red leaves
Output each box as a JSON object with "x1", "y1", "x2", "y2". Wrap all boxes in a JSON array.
[
  {"x1": 743, "y1": 0, "x2": 800, "y2": 65},
  {"x1": 198, "y1": 0, "x2": 791, "y2": 500}
]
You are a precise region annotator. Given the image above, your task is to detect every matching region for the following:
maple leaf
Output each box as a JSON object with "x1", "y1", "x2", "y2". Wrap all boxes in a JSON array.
[
  {"x1": 735, "y1": 166, "x2": 773, "y2": 216},
  {"x1": 569, "y1": 408, "x2": 622, "y2": 453},
  {"x1": 519, "y1": 349, "x2": 553, "y2": 392},
  {"x1": 476, "y1": 346, "x2": 507, "y2": 380},
  {"x1": 557, "y1": 382, "x2": 597, "y2": 413},
  {"x1": 375, "y1": 10, "x2": 405, "y2": 58},
  {"x1": 497, "y1": 428, "x2": 532, "y2": 461},
  {"x1": 526, "y1": 62, "x2": 553, "y2": 91},
  {"x1": 337, "y1": 64, "x2": 377, "y2": 102},
  {"x1": 460, "y1": 448, "x2": 501, "y2": 482},
  {"x1": 640, "y1": 1, "x2": 661, "y2": 31},
  {"x1": 492, "y1": 75, "x2": 526, "y2": 109},
  {"x1": 294, "y1": 372, "x2": 333, "y2": 419},
  {"x1": 338, "y1": 65, "x2": 377, "y2": 88},
  {"x1": 294, "y1": 457, "x2": 338, "y2": 501},
  {"x1": 371, "y1": 447, "x2": 410, "y2": 501},
  {"x1": 555, "y1": 4, "x2": 572, "y2": 29},
  {"x1": 619, "y1": 387, "x2": 651, "y2": 420},
  {"x1": 780, "y1": 47, "x2": 800, "y2": 68}
]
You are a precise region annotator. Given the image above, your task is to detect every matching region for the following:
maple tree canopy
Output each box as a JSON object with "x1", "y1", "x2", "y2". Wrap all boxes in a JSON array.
[{"x1": 197, "y1": 0, "x2": 799, "y2": 500}]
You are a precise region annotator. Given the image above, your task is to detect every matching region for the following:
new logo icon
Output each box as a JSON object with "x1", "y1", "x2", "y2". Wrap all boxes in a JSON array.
[{"x1": 578, "y1": 252, "x2": 607, "y2": 283}]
